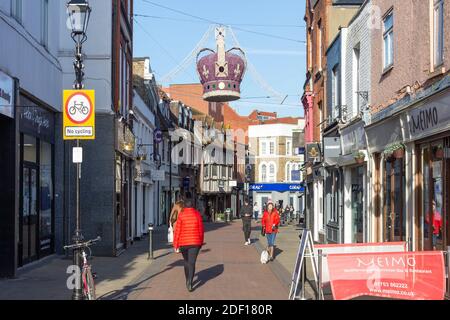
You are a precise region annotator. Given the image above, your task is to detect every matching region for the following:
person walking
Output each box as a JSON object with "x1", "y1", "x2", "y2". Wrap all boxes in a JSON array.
[
  {"x1": 241, "y1": 199, "x2": 253, "y2": 245},
  {"x1": 173, "y1": 198, "x2": 205, "y2": 292},
  {"x1": 261, "y1": 200, "x2": 280, "y2": 262},
  {"x1": 253, "y1": 202, "x2": 259, "y2": 221}
]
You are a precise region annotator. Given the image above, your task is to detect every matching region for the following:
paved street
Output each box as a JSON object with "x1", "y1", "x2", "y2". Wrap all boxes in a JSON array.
[{"x1": 0, "y1": 221, "x2": 301, "y2": 300}]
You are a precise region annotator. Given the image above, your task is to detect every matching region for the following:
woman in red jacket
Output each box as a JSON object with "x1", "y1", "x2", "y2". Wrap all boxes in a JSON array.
[
  {"x1": 262, "y1": 200, "x2": 280, "y2": 262},
  {"x1": 173, "y1": 198, "x2": 204, "y2": 292}
]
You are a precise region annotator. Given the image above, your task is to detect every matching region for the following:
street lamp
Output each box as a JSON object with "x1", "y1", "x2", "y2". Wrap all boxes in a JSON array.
[
  {"x1": 67, "y1": 0, "x2": 91, "y2": 89},
  {"x1": 67, "y1": 0, "x2": 91, "y2": 301}
]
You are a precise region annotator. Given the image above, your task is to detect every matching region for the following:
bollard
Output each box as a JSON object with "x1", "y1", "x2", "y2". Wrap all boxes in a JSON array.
[{"x1": 148, "y1": 223, "x2": 154, "y2": 260}]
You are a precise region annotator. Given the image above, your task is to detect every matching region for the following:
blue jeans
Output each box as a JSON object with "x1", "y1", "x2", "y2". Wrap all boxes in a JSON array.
[
  {"x1": 266, "y1": 233, "x2": 277, "y2": 247},
  {"x1": 254, "y1": 211, "x2": 259, "y2": 220}
]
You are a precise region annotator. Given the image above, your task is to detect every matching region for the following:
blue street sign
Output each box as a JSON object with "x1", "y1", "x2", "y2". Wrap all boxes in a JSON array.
[{"x1": 249, "y1": 183, "x2": 305, "y2": 193}]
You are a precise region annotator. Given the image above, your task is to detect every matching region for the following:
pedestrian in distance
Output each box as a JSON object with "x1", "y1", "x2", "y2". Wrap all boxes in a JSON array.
[
  {"x1": 173, "y1": 198, "x2": 205, "y2": 292},
  {"x1": 261, "y1": 200, "x2": 280, "y2": 262},
  {"x1": 241, "y1": 199, "x2": 253, "y2": 245},
  {"x1": 253, "y1": 202, "x2": 259, "y2": 221}
]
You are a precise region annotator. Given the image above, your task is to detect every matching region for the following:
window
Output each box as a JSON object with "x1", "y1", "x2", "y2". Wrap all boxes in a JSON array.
[
  {"x1": 434, "y1": 0, "x2": 444, "y2": 67},
  {"x1": 261, "y1": 164, "x2": 267, "y2": 182},
  {"x1": 353, "y1": 45, "x2": 361, "y2": 115},
  {"x1": 318, "y1": 101, "x2": 323, "y2": 141},
  {"x1": 269, "y1": 141, "x2": 275, "y2": 155},
  {"x1": 383, "y1": 11, "x2": 394, "y2": 69},
  {"x1": 286, "y1": 162, "x2": 291, "y2": 182},
  {"x1": 332, "y1": 65, "x2": 339, "y2": 119},
  {"x1": 318, "y1": 19, "x2": 322, "y2": 71},
  {"x1": 268, "y1": 163, "x2": 276, "y2": 182},
  {"x1": 222, "y1": 165, "x2": 227, "y2": 178},
  {"x1": 286, "y1": 139, "x2": 292, "y2": 156},
  {"x1": 41, "y1": 0, "x2": 48, "y2": 48},
  {"x1": 261, "y1": 142, "x2": 267, "y2": 156},
  {"x1": 11, "y1": 0, "x2": 22, "y2": 23},
  {"x1": 212, "y1": 165, "x2": 218, "y2": 177}
]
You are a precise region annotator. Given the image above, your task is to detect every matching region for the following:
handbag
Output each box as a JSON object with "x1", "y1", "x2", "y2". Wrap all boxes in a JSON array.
[
  {"x1": 260, "y1": 250, "x2": 269, "y2": 264},
  {"x1": 167, "y1": 224, "x2": 174, "y2": 243},
  {"x1": 261, "y1": 226, "x2": 266, "y2": 237}
]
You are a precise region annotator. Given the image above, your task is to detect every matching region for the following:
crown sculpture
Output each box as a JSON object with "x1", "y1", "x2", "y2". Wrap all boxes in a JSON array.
[{"x1": 196, "y1": 27, "x2": 247, "y2": 102}]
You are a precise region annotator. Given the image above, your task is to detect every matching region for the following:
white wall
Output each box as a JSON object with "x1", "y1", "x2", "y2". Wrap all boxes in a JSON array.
[
  {"x1": 249, "y1": 123, "x2": 299, "y2": 139},
  {"x1": 344, "y1": 2, "x2": 372, "y2": 120},
  {"x1": 0, "y1": 1, "x2": 62, "y2": 109}
]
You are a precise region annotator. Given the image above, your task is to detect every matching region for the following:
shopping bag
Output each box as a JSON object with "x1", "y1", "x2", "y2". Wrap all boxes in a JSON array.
[
  {"x1": 260, "y1": 250, "x2": 269, "y2": 264},
  {"x1": 167, "y1": 225, "x2": 174, "y2": 243}
]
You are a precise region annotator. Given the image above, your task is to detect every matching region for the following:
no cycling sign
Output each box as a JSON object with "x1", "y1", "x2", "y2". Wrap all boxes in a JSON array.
[{"x1": 63, "y1": 90, "x2": 95, "y2": 140}]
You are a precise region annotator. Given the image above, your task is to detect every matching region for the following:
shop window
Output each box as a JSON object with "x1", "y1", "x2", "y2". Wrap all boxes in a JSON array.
[{"x1": 39, "y1": 141, "x2": 53, "y2": 248}]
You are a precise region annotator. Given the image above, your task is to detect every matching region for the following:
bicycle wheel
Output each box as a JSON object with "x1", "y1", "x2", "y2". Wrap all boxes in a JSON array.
[{"x1": 82, "y1": 265, "x2": 96, "y2": 300}]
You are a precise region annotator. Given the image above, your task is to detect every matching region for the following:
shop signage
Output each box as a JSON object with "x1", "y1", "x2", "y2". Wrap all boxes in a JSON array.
[
  {"x1": 306, "y1": 143, "x2": 321, "y2": 163},
  {"x1": 249, "y1": 183, "x2": 305, "y2": 193},
  {"x1": 0, "y1": 70, "x2": 14, "y2": 118},
  {"x1": 314, "y1": 242, "x2": 407, "y2": 284},
  {"x1": 341, "y1": 121, "x2": 367, "y2": 155},
  {"x1": 63, "y1": 90, "x2": 95, "y2": 140},
  {"x1": 323, "y1": 137, "x2": 341, "y2": 164},
  {"x1": 151, "y1": 169, "x2": 165, "y2": 181},
  {"x1": 327, "y1": 251, "x2": 446, "y2": 300},
  {"x1": 407, "y1": 92, "x2": 450, "y2": 140},
  {"x1": 19, "y1": 103, "x2": 55, "y2": 143}
]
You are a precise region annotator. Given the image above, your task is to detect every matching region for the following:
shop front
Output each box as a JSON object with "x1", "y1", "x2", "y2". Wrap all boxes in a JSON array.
[
  {"x1": 366, "y1": 113, "x2": 408, "y2": 245},
  {"x1": 18, "y1": 93, "x2": 56, "y2": 266},
  {"x1": 340, "y1": 119, "x2": 369, "y2": 244},
  {"x1": 406, "y1": 89, "x2": 450, "y2": 251}
]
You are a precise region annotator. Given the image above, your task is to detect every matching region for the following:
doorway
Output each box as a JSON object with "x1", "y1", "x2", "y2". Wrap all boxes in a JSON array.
[
  {"x1": 383, "y1": 157, "x2": 405, "y2": 242},
  {"x1": 20, "y1": 163, "x2": 39, "y2": 266}
]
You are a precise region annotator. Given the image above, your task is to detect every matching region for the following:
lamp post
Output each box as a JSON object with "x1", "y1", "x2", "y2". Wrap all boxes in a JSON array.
[{"x1": 67, "y1": 0, "x2": 91, "y2": 301}]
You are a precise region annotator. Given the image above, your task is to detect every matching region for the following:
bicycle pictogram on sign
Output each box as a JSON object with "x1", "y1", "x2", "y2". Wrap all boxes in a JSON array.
[{"x1": 65, "y1": 92, "x2": 93, "y2": 124}]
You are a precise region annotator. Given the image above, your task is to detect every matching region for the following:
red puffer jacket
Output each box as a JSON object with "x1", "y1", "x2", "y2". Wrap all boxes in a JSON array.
[
  {"x1": 262, "y1": 209, "x2": 280, "y2": 234},
  {"x1": 173, "y1": 208, "x2": 204, "y2": 249}
]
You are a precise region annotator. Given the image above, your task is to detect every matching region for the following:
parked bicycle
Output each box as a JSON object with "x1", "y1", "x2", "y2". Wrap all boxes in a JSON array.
[
  {"x1": 64, "y1": 236, "x2": 101, "y2": 300},
  {"x1": 69, "y1": 101, "x2": 89, "y2": 115}
]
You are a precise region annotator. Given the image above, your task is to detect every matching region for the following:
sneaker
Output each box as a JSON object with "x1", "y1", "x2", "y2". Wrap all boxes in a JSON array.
[
  {"x1": 244, "y1": 242, "x2": 249, "y2": 246},
  {"x1": 247, "y1": 239, "x2": 251, "y2": 245}
]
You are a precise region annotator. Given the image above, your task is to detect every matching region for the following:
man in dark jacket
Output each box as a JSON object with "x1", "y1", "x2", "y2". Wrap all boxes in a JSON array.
[{"x1": 241, "y1": 199, "x2": 253, "y2": 245}]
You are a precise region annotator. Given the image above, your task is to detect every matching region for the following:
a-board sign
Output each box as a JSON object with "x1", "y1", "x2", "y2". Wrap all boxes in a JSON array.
[
  {"x1": 289, "y1": 229, "x2": 319, "y2": 300},
  {"x1": 313, "y1": 242, "x2": 408, "y2": 284},
  {"x1": 63, "y1": 90, "x2": 95, "y2": 140},
  {"x1": 327, "y1": 251, "x2": 446, "y2": 300}
]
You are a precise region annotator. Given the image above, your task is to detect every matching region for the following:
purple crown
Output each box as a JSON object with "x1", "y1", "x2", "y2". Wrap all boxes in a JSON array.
[{"x1": 196, "y1": 27, "x2": 246, "y2": 102}]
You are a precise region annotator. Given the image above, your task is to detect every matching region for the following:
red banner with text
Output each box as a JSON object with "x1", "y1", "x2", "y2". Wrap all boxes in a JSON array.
[{"x1": 327, "y1": 251, "x2": 446, "y2": 300}]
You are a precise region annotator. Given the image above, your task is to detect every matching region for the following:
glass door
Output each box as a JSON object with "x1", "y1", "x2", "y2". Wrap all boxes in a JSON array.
[
  {"x1": 384, "y1": 158, "x2": 405, "y2": 242},
  {"x1": 351, "y1": 166, "x2": 365, "y2": 243},
  {"x1": 20, "y1": 163, "x2": 39, "y2": 265}
]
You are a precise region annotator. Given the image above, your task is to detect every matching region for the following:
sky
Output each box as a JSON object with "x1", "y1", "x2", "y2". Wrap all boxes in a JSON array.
[{"x1": 133, "y1": 0, "x2": 306, "y2": 118}]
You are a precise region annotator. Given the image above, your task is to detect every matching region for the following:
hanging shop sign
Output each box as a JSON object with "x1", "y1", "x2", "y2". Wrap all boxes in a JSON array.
[
  {"x1": 327, "y1": 251, "x2": 446, "y2": 300},
  {"x1": 306, "y1": 143, "x2": 322, "y2": 163},
  {"x1": 406, "y1": 91, "x2": 450, "y2": 141},
  {"x1": 341, "y1": 120, "x2": 367, "y2": 156},
  {"x1": 0, "y1": 70, "x2": 14, "y2": 118},
  {"x1": 63, "y1": 90, "x2": 95, "y2": 140},
  {"x1": 323, "y1": 137, "x2": 341, "y2": 166}
]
